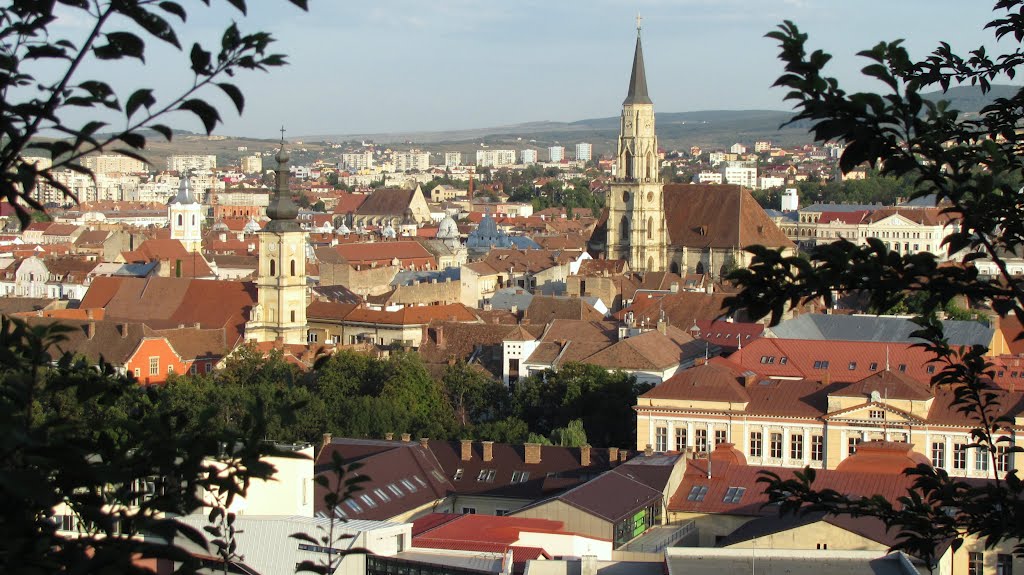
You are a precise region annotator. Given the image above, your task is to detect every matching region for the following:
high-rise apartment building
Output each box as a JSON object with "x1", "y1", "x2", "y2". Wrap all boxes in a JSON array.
[
  {"x1": 444, "y1": 152, "x2": 462, "y2": 167},
  {"x1": 395, "y1": 150, "x2": 430, "y2": 172},
  {"x1": 548, "y1": 146, "x2": 565, "y2": 163},
  {"x1": 240, "y1": 154, "x2": 263, "y2": 174},
  {"x1": 83, "y1": 154, "x2": 148, "y2": 174},
  {"x1": 720, "y1": 161, "x2": 758, "y2": 188},
  {"x1": 475, "y1": 149, "x2": 517, "y2": 168},
  {"x1": 520, "y1": 149, "x2": 538, "y2": 165},
  {"x1": 341, "y1": 152, "x2": 374, "y2": 171},
  {"x1": 575, "y1": 143, "x2": 592, "y2": 162},
  {"x1": 167, "y1": 154, "x2": 216, "y2": 172}
]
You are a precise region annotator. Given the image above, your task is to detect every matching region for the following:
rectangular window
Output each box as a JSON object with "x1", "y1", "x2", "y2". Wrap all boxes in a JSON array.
[
  {"x1": 686, "y1": 485, "x2": 708, "y2": 501},
  {"x1": 167, "y1": 364, "x2": 174, "y2": 374},
  {"x1": 976, "y1": 447, "x2": 990, "y2": 472},
  {"x1": 848, "y1": 436, "x2": 861, "y2": 456},
  {"x1": 998, "y1": 554, "x2": 1013, "y2": 575},
  {"x1": 453, "y1": 468, "x2": 464, "y2": 481},
  {"x1": 932, "y1": 442, "x2": 946, "y2": 468},
  {"x1": 462, "y1": 507, "x2": 476, "y2": 514},
  {"x1": 770, "y1": 432, "x2": 783, "y2": 459},
  {"x1": 696, "y1": 429, "x2": 708, "y2": 452},
  {"x1": 749, "y1": 432, "x2": 763, "y2": 458},
  {"x1": 675, "y1": 428, "x2": 687, "y2": 452},
  {"x1": 848, "y1": 361, "x2": 857, "y2": 370},
  {"x1": 998, "y1": 445, "x2": 1012, "y2": 474},
  {"x1": 811, "y1": 435, "x2": 824, "y2": 461},
  {"x1": 511, "y1": 470, "x2": 530, "y2": 483},
  {"x1": 715, "y1": 429, "x2": 728, "y2": 447},
  {"x1": 970, "y1": 552, "x2": 984, "y2": 575},
  {"x1": 344, "y1": 499, "x2": 363, "y2": 513},
  {"x1": 496, "y1": 509, "x2": 509, "y2": 517},
  {"x1": 476, "y1": 469, "x2": 496, "y2": 482},
  {"x1": 722, "y1": 487, "x2": 746, "y2": 503},
  {"x1": 791, "y1": 434, "x2": 804, "y2": 460},
  {"x1": 869, "y1": 409, "x2": 885, "y2": 419},
  {"x1": 953, "y1": 443, "x2": 968, "y2": 470},
  {"x1": 149, "y1": 356, "x2": 159, "y2": 376},
  {"x1": 655, "y1": 427, "x2": 667, "y2": 452}
]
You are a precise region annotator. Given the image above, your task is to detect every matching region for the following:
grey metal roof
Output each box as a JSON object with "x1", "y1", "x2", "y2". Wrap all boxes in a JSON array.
[
  {"x1": 490, "y1": 287, "x2": 534, "y2": 311},
  {"x1": 665, "y1": 550, "x2": 919, "y2": 575},
  {"x1": 391, "y1": 267, "x2": 460, "y2": 287},
  {"x1": 768, "y1": 314, "x2": 992, "y2": 347},
  {"x1": 799, "y1": 202, "x2": 881, "y2": 213}
]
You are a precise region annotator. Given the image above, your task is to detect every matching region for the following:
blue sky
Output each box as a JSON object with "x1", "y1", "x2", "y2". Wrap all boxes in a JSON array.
[{"x1": 54, "y1": 1, "x2": 1011, "y2": 138}]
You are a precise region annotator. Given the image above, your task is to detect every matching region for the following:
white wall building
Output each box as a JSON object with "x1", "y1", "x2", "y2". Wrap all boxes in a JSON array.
[
  {"x1": 520, "y1": 149, "x2": 538, "y2": 165},
  {"x1": 754, "y1": 140, "x2": 772, "y2": 153},
  {"x1": 721, "y1": 161, "x2": 757, "y2": 188},
  {"x1": 781, "y1": 187, "x2": 799, "y2": 211},
  {"x1": 476, "y1": 149, "x2": 517, "y2": 168},
  {"x1": 758, "y1": 175, "x2": 786, "y2": 190},
  {"x1": 575, "y1": 143, "x2": 592, "y2": 162},
  {"x1": 395, "y1": 150, "x2": 430, "y2": 172},
  {"x1": 83, "y1": 154, "x2": 148, "y2": 174},
  {"x1": 729, "y1": 143, "x2": 748, "y2": 154},
  {"x1": 696, "y1": 171, "x2": 723, "y2": 185},
  {"x1": 167, "y1": 154, "x2": 216, "y2": 172},
  {"x1": 548, "y1": 146, "x2": 565, "y2": 163},
  {"x1": 342, "y1": 151, "x2": 374, "y2": 171},
  {"x1": 240, "y1": 154, "x2": 263, "y2": 174},
  {"x1": 444, "y1": 151, "x2": 462, "y2": 167}
]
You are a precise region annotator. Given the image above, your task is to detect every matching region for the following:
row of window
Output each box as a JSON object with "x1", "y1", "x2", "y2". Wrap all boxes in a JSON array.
[
  {"x1": 970, "y1": 552, "x2": 1013, "y2": 575},
  {"x1": 328, "y1": 476, "x2": 428, "y2": 516},
  {"x1": 139, "y1": 357, "x2": 214, "y2": 377},
  {"x1": 932, "y1": 442, "x2": 1013, "y2": 473}
]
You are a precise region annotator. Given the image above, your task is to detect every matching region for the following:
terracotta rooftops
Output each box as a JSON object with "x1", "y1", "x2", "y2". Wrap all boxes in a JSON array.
[{"x1": 663, "y1": 184, "x2": 794, "y2": 250}]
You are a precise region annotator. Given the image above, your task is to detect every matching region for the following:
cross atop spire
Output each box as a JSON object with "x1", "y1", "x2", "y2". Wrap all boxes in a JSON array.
[
  {"x1": 279, "y1": 125, "x2": 286, "y2": 143},
  {"x1": 636, "y1": 12, "x2": 643, "y2": 34},
  {"x1": 623, "y1": 19, "x2": 652, "y2": 106}
]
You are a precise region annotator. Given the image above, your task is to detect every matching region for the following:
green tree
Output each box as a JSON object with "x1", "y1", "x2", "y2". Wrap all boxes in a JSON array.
[
  {"x1": 1, "y1": 316, "x2": 283, "y2": 573},
  {"x1": 1, "y1": 0, "x2": 305, "y2": 227},
  {"x1": 726, "y1": 0, "x2": 1024, "y2": 565}
]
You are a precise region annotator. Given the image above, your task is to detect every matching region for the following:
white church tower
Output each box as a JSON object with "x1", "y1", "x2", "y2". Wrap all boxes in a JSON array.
[
  {"x1": 168, "y1": 172, "x2": 203, "y2": 253},
  {"x1": 245, "y1": 136, "x2": 308, "y2": 344}
]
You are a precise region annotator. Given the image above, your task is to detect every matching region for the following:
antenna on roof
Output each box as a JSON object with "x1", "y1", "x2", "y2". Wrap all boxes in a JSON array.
[{"x1": 885, "y1": 346, "x2": 890, "y2": 371}]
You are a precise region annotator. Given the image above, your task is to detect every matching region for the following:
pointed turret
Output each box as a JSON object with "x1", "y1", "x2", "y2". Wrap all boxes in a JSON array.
[
  {"x1": 623, "y1": 30, "x2": 652, "y2": 106},
  {"x1": 171, "y1": 170, "x2": 196, "y2": 204},
  {"x1": 264, "y1": 132, "x2": 301, "y2": 232}
]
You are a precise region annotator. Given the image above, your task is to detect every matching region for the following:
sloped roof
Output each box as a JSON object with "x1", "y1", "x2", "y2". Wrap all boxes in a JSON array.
[
  {"x1": 525, "y1": 296, "x2": 605, "y2": 324},
  {"x1": 663, "y1": 184, "x2": 793, "y2": 250},
  {"x1": 768, "y1": 314, "x2": 993, "y2": 348},
  {"x1": 552, "y1": 467, "x2": 664, "y2": 522},
  {"x1": 334, "y1": 241, "x2": 433, "y2": 263},
  {"x1": 643, "y1": 358, "x2": 752, "y2": 404},
  {"x1": 121, "y1": 238, "x2": 214, "y2": 277},
  {"x1": 355, "y1": 188, "x2": 415, "y2": 216}
]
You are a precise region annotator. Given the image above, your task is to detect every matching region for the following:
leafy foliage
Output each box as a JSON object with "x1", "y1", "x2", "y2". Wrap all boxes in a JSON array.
[
  {"x1": 0, "y1": 315, "x2": 285, "y2": 573},
  {"x1": 725, "y1": 0, "x2": 1024, "y2": 563},
  {"x1": 0, "y1": 0, "x2": 306, "y2": 227}
]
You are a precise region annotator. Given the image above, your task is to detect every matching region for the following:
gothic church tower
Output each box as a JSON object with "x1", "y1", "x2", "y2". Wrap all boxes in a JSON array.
[
  {"x1": 245, "y1": 136, "x2": 308, "y2": 344},
  {"x1": 605, "y1": 22, "x2": 668, "y2": 272}
]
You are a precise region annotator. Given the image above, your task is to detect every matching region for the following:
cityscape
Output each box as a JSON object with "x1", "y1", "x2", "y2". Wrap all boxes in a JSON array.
[{"x1": 2, "y1": 2, "x2": 1023, "y2": 575}]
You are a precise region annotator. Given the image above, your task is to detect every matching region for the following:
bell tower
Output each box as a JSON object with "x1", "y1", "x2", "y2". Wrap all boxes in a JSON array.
[
  {"x1": 168, "y1": 170, "x2": 203, "y2": 253},
  {"x1": 246, "y1": 131, "x2": 308, "y2": 344},
  {"x1": 605, "y1": 18, "x2": 668, "y2": 272}
]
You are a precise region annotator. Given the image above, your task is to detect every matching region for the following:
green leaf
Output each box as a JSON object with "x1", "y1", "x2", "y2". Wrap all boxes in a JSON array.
[
  {"x1": 217, "y1": 83, "x2": 244, "y2": 114},
  {"x1": 125, "y1": 88, "x2": 155, "y2": 119},
  {"x1": 190, "y1": 44, "x2": 212, "y2": 75},
  {"x1": 159, "y1": 1, "x2": 187, "y2": 21},
  {"x1": 149, "y1": 124, "x2": 174, "y2": 141},
  {"x1": 178, "y1": 98, "x2": 221, "y2": 134},
  {"x1": 94, "y1": 32, "x2": 146, "y2": 62}
]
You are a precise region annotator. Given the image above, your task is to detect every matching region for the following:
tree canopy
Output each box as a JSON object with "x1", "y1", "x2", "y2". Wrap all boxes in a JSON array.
[{"x1": 726, "y1": 0, "x2": 1024, "y2": 565}]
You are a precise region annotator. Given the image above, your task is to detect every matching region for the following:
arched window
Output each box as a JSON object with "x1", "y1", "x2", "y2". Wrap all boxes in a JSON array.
[
  {"x1": 290, "y1": 259, "x2": 296, "y2": 276},
  {"x1": 620, "y1": 216, "x2": 630, "y2": 240},
  {"x1": 670, "y1": 261, "x2": 680, "y2": 275},
  {"x1": 177, "y1": 214, "x2": 183, "y2": 226},
  {"x1": 624, "y1": 150, "x2": 633, "y2": 180},
  {"x1": 695, "y1": 262, "x2": 705, "y2": 275},
  {"x1": 290, "y1": 310, "x2": 296, "y2": 322},
  {"x1": 269, "y1": 259, "x2": 276, "y2": 277},
  {"x1": 647, "y1": 217, "x2": 653, "y2": 240}
]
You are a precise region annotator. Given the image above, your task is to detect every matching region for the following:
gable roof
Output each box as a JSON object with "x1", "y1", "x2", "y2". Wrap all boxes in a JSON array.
[
  {"x1": 768, "y1": 314, "x2": 993, "y2": 348},
  {"x1": 525, "y1": 296, "x2": 605, "y2": 324},
  {"x1": 663, "y1": 184, "x2": 794, "y2": 250},
  {"x1": 355, "y1": 188, "x2": 415, "y2": 216}
]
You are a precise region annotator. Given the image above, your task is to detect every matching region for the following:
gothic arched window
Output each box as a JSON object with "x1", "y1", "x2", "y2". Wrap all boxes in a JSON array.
[
  {"x1": 620, "y1": 216, "x2": 630, "y2": 241},
  {"x1": 647, "y1": 217, "x2": 653, "y2": 240},
  {"x1": 177, "y1": 214, "x2": 183, "y2": 226},
  {"x1": 270, "y1": 259, "x2": 276, "y2": 277},
  {"x1": 290, "y1": 259, "x2": 296, "y2": 276},
  {"x1": 624, "y1": 150, "x2": 633, "y2": 181}
]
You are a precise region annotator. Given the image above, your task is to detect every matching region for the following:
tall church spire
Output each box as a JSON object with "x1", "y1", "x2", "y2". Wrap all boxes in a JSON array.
[
  {"x1": 624, "y1": 18, "x2": 652, "y2": 106},
  {"x1": 264, "y1": 129, "x2": 300, "y2": 232}
]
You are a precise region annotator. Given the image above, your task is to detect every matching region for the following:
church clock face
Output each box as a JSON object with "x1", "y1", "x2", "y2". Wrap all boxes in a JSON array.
[
  {"x1": 624, "y1": 118, "x2": 633, "y2": 130},
  {"x1": 647, "y1": 191, "x2": 654, "y2": 202},
  {"x1": 267, "y1": 242, "x2": 278, "y2": 254}
]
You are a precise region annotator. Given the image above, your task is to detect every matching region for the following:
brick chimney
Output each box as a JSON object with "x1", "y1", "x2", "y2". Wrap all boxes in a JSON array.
[
  {"x1": 419, "y1": 437, "x2": 430, "y2": 448},
  {"x1": 644, "y1": 444, "x2": 654, "y2": 457},
  {"x1": 608, "y1": 446, "x2": 619, "y2": 465},
  {"x1": 524, "y1": 442, "x2": 542, "y2": 465},
  {"x1": 401, "y1": 433, "x2": 411, "y2": 442},
  {"x1": 482, "y1": 440, "x2": 494, "y2": 462},
  {"x1": 619, "y1": 449, "x2": 629, "y2": 463},
  {"x1": 322, "y1": 433, "x2": 332, "y2": 448},
  {"x1": 385, "y1": 432, "x2": 394, "y2": 441},
  {"x1": 460, "y1": 439, "x2": 473, "y2": 461},
  {"x1": 580, "y1": 444, "x2": 591, "y2": 467}
]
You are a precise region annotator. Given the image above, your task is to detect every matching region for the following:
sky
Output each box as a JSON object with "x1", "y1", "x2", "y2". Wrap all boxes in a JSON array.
[{"x1": 51, "y1": 0, "x2": 1011, "y2": 139}]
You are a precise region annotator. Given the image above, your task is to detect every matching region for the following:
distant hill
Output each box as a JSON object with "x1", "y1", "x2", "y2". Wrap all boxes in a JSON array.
[{"x1": 307, "y1": 85, "x2": 1021, "y2": 155}]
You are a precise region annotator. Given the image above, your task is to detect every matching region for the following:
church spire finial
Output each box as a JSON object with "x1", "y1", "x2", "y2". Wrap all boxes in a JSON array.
[{"x1": 624, "y1": 18, "x2": 652, "y2": 106}]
